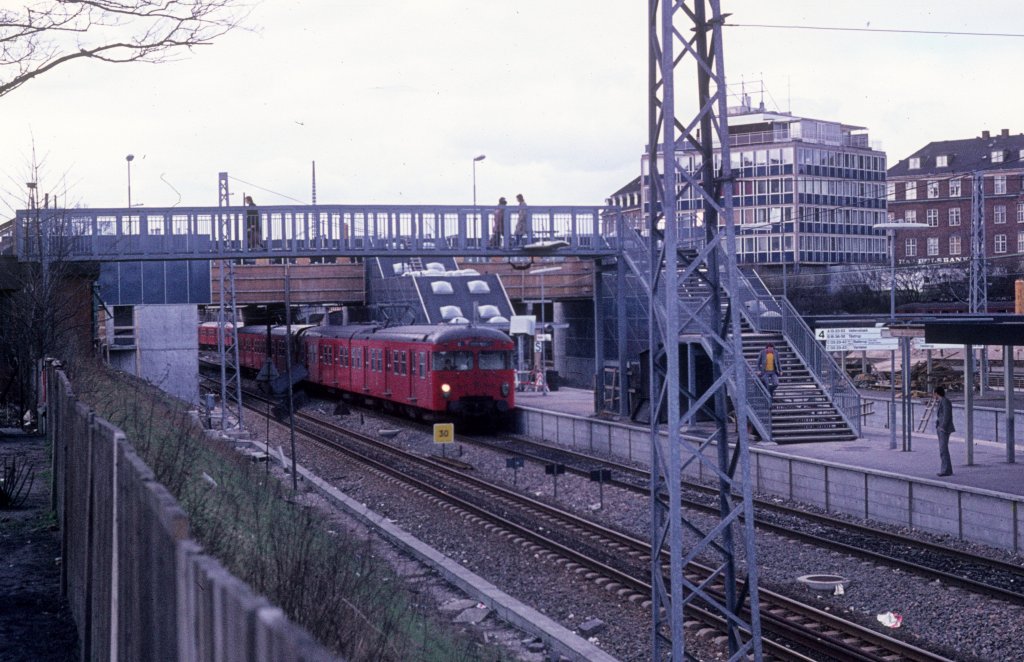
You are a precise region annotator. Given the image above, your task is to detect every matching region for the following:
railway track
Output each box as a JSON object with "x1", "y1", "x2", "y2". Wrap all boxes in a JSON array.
[
  {"x1": 468, "y1": 431, "x2": 1024, "y2": 606},
  {"x1": 211, "y1": 380, "x2": 955, "y2": 661}
]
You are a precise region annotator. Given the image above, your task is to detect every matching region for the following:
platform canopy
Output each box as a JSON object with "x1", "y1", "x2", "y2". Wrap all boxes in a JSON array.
[{"x1": 925, "y1": 316, "x2": 1024, "y2": 346}]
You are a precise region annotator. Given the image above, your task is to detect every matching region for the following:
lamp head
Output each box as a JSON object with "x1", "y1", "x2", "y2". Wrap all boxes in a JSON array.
[
  {"x1": 473, "y1": 154, "x2": 486, "y2": 162},
  {"x1": 126, "y1": 154, "x2": 135, "y2": 163}
]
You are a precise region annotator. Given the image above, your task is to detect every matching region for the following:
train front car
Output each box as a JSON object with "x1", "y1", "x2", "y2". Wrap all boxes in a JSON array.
[{"x1": 422, "y1": 325, "x2": 516, "y2": 418}]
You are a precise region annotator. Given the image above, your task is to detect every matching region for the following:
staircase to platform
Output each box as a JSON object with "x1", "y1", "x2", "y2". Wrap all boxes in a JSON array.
[{"x1": 619, "y1": 229, "x2": 861, "y2": 444}]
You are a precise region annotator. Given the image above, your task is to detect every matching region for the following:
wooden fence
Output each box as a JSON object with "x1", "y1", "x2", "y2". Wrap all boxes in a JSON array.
[{"x1": 48, "y1": 365, "x2": 338, "y2": 661}]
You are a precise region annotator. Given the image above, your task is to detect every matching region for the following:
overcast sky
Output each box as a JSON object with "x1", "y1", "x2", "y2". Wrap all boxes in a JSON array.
[{"x1": 4, "y1": 1, "x2": 1024, "y2": 213}]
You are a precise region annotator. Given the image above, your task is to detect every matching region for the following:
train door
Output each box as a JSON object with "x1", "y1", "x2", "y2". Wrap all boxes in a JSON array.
[
  {"x1": 337, "y1": 342, "x2": 349, "y2": 391},
  {"x1": 352, "y1": 344, "x2": 365, "y2": 394},
  {"x1": 416, "y1": 350, "x2": 428, "y2": 407},
  {"x1": 306, "y1": 338, "x2": 319, "y2": 383},
  {"x1": 383, "y1": 348, "x2": 393, "y2": 396}
]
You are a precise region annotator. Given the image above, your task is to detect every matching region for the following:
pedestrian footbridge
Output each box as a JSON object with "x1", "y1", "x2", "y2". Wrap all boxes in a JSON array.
[{"x1": 6, "y1": 204, "x2": 619, "y2": 262}]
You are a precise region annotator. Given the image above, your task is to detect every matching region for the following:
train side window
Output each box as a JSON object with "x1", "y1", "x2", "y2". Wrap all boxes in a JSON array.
[
  {"x1": 401, "y1": 351, "x2": 408, "y2": 375},
  {"x1": 353, "y1": 347, "x2": 362, "y2": 369},
  {"x1": 418, "y1": 352, "x2": 426, "y2": 378}
]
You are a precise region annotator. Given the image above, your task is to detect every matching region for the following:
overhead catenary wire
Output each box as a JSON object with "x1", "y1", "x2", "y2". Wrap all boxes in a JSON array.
[
  {"x1": 227, "y1": 175, "x2": 306, "y2": 204},
  {"x1": 728, "y1": 23, "x2": 1024, "y2": 39}
]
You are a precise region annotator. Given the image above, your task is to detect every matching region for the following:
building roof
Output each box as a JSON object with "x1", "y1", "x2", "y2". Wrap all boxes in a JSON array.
[
  {"x1": 888, "y1": 130, "x2": 1024, "y2": 177},
  {"x1": 609, "y1": 175, "x2": 640, "y2": 199}
]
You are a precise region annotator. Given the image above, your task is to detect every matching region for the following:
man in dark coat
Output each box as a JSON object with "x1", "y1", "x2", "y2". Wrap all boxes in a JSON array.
[{"x1": 934, "y1": 386, "x2": 955, "y2": 476}]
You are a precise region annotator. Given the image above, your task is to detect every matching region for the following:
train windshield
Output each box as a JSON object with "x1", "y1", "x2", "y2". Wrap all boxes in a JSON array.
[
  {"x1": 432, "y1": 351, "x2": 473, "y2": 371},
  {"x1": 478, "y1": 351, "x2": 510, "y2": 370}
]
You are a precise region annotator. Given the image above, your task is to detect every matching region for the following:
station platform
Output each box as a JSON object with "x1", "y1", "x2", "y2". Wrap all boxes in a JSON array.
[
  {"x1": 515, "y1": 387, "x2": 1024, "y2": 551},
  {"x1": 517, "y1": 387, "x2": 1024, "y2": 496}
]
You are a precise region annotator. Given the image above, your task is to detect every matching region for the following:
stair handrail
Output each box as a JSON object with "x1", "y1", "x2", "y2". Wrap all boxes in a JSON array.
[
  {"x1": 741, "y1": 358, "x2": 773, "y2": 442},
  {"x1": 729, "y1": 269, "x2": 861, "y2": 437},
  {"x1": 621, "y1": 229, "x2": 774, "y2": 440},
  {"x1": 752, "y1": 297, "x2": 861, "y2": 437}
]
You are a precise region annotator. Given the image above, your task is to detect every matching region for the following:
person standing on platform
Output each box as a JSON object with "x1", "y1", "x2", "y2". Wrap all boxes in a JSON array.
[
  {"x1": 489, "y1": 197, "x2": 507, "y2": 249},
  {"x1": 514, "y1": 193, "x2": 528, "y2": 245},
  {"x1": 934, "y1": 386, "x2": 955, "y2": 476},
  {"x1": 757, "y1": 342, "x2": 782, "y2": 400}
]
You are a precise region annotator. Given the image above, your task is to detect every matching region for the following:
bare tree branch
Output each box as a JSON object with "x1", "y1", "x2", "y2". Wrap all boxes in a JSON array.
[{"x1": 0, "y1": 1, "x2": 248, "y2": 98}]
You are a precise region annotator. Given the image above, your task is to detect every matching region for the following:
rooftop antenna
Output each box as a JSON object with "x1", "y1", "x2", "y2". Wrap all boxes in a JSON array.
[
  {"x1": 759, "y1": 75, "x2": 765, "y2": 112},
  {"x1": 311, "y1": 160, "x2": 317, "y2": 204}
]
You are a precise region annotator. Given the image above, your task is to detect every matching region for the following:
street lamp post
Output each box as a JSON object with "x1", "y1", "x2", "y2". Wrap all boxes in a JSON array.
[
  {"x1": 531, "y1": 266, "x2": 562, "y2": 395},
  {"x1": 472, "y1": 154, "x2": 486, "y2": 207},
  {"x1": 126, "y1": 154, "x2": 135, "y2": 208},
  {"x1": 873, "y1": 221, "x2": 928, "y2": 451}
]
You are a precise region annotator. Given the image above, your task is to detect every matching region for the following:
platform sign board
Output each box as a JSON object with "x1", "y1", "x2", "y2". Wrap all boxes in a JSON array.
[
  {"x1": 913, "y1": 339, "x2": 964, "y2": 351},
  {"x1": 815, "y1": 327, "x2": 897, "y2": 351},
  {"x1": 433, "y1": 423, "x2": 454, "y2": 444}
]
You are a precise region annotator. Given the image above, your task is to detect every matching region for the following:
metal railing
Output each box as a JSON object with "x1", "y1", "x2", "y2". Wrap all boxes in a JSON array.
[
  {"x1": 621, "y1": 229, "x2": 775, "y2": 439},
  {"x1": 736, "y1": 270, "x2": 862, "y2": 436},
  {"x1": 12, "y1": 204, "x2": 621, "y2": 262}
]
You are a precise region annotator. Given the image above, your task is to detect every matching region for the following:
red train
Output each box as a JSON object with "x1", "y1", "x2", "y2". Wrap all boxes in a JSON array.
[
  {"x1": 235, "y1": 323, "x2": 516, "y2": 419},
  {"x1": 198, "y1": 321, "x2": 235, "y2": 350}
]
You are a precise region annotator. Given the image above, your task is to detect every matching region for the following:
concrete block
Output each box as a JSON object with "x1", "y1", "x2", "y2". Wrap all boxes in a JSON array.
[
  {"x1": 825, "y1": 467, "x2": 866, "y2": 517},
  {"x1": 910, "y1": 484, "x2": 960, "y2": 537},
  {"x1": 866, "y1": 475, "x2": 911, "y2": 527},
  {"x1": 961, "y1": 492, "x2": 1015, "y2": 549},
  {"x1": 790, "y1": 463, "x2": 827, "y2": 508}
]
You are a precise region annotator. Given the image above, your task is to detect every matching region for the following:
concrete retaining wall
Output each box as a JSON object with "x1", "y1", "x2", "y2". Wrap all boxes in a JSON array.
[
  {"x1": 517, "y1": 405, "x2": 1024, "y2": 552},
  {"x1": 48, "y1": 367, "x2": 336, "y2": 661}
]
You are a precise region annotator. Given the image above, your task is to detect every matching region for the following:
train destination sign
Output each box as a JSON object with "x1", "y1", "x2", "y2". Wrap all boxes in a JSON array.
[{"x1": 815, "y1": 327, "x2": 898, "y2": 351}]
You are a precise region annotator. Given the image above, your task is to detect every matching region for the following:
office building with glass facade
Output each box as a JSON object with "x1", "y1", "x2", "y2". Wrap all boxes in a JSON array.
[{"x1": 634, "y1": 107, "x2": 889, "y2": 273}]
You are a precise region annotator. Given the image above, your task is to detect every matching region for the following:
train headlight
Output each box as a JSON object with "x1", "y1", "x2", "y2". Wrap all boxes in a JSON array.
[
  {"x1": 441, "y1": 383, "x2": 452, "y2": 399},
  {"x1": 501, "y1": 383, "x2": 510, "y2": 397}
]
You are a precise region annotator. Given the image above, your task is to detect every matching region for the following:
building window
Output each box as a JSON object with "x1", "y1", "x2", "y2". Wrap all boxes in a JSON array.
[
  {"x1": 927, "y1": 237, "x2": 939, "y2": 256},
  {"x1": 904, "y1": 181, "x2": 917, "y2": 200},
  {"x1": 949, "y1": 207, "x2": 961, "y2": 226},
  {"x1": 992, "y1": 150, "x2": 1005, "y2": 163},
  {"x1": 1018, "y1": 231, "x2": 1024, "y2": 254},
  {"x1": 886, "y1": 182, "x2": 896, "y2": 201},
  {"x1": 905, "y1": 210, "x2": 917, "y2": 224},
  {"x1": 995, "y1": 205, "x2": 1007, "y2": 224},
  {"x1": 950, "y1": 235, "x2": 962, "y2": 255},
  {"x1": 949, "y1": 178, "x2": 961, "y2": 197},
  {"x1": 936, "y1": 155, "x2": 949, "y2": 167},
  {"x1": 1018, "y1": 202, "x2": 1024, "y2": 223},
  {"x1": 927, "y1": 180, "x2": 939, "y2": 198},
  {"x1": 995, "y1": 234, "x2": 1007, "y2": 253},
  {"x1": 909, "y1": 157, "x2": 921, "y2": 169},
  {"x1": 906, "y1": 238, "x2": 917, "y2": 256},
  {"x1": 926, "y1": 209, "x2": 938, "y2": 226},
  {"x1": 995, "y1": 175, "x2": 1007, "y2": 194}
]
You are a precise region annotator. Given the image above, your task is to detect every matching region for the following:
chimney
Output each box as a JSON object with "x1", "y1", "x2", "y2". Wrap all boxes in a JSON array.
[
  {"x1": 982, "y1": 130, "x2": 991, "y2": 139},
  {"x1": 1002, "y1": 129, "x2": 1010, "y2": 137}
]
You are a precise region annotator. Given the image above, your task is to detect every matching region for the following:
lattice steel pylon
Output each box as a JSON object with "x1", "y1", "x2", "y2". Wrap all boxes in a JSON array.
[
  {"x1": 645, "y1": 2, "x2": 763, "y2": 659},
  {"x1": 970, "y1": 171, "x2": 988, "y2": 314},
  {"x1": 216, "y1": 171, "x2": 244, "y2": 430}
]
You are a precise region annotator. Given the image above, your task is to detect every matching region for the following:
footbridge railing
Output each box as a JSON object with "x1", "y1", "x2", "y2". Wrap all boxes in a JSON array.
[{"x1": 11, "y1": 204, "x2": 621, "y2": 262}]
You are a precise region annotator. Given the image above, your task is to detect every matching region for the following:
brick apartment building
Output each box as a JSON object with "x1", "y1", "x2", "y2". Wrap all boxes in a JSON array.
[{"x1": 887, "y1": 129, "x2": 1024, "y2": 268}]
